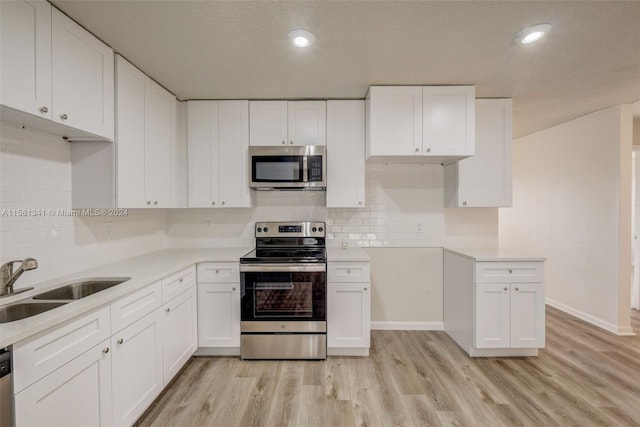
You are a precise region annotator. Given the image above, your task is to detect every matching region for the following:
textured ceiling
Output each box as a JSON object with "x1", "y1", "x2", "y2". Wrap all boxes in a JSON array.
[{"x1": 52, "y1": 0, "x2": 640, "y2": 138}]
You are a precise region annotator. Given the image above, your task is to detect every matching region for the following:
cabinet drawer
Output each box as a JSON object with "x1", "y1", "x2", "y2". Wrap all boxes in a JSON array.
[
  {"x1": 475, "y1": 262, "x2": 544, "y2": 283},
  {"x1": 161, "y1": 265, "x2": 196, "y2": 303},
  {"x1": 197, "y1": 262, "x2": 239, "y2": 283},
  {"x1": 328, "y1": 262, "x2": 371, "y2": 283},
  {"x1": 111, "y1": 281, "x2": 162, "y2": 333},
  {"x1": 13, "y1": 305, "x2": 111, "y2": 393}
]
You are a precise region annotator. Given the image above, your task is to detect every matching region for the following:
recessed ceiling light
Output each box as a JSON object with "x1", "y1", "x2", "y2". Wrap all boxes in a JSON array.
[
  {"x1": 287, "y1": 30, "x2": 315, "y2": 48},
  {"x1": 515, "y1": 23, "x2": 552, "y2": 44}
]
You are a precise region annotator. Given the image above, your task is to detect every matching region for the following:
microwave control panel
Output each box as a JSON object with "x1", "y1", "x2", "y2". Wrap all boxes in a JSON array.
[{"x1": 308, "y1": 156, "x2": 323, "y2": 182}]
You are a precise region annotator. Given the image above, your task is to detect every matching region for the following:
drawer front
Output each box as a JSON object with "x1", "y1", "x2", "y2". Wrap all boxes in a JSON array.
[
  {"x1": 197, "y1": 262, "x2": 239, "y2": 283},
  {"x1": 111, "y1": 281, "x2": 162, "y2": 333},
  {"x1": 328, "y1": 262, "x2": 371, "y2": 283},
  {"x1": 162, "y1": 265, "x2": 196, "y2": 303},
  {"x1": 13, "y1": 305, "x2": 111, "y2": 393},
  {"x1": 475, "y1": 262, "x2": 544, "y2": 283}
]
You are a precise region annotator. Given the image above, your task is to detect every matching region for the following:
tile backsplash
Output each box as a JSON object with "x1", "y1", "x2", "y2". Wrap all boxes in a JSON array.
[
  {"x1": 168, "y1": 163, "x2": 498, "y2": 249},
  {"x1": 0, "y1": 124, "x2": 169, "y2": 288}
]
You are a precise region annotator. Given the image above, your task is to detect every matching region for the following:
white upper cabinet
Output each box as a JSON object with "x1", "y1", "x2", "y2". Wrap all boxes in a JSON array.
[
  {"x1": 0, "y1": 2, "x2": 114, "y2": 141},
  {"x1": 422, "y1": 86, "x2": 474, "y2": 156},
  {"x1": 366, "y1": 86, "x2": 422, "y2": 156},
  {"x1": 444, "y1": 99, "x2": 512, "y2": 207},
  {"x1": 51, "y1": 8, "x2": 114, "y2": 140},
  {"x1": 0, "y1": 0, "x2": 52, "y2": 119},
  {"x1": 250, "y1": 100, "x2": 326, "y2": 146},
  {"x1": 188, "y1": 100, "x2": 252, "y2": 208},
  {"x1": 116, "y1": 55, "x2": 177, "y2": 208},
  {"x1": 366, "y1": 86, "x2": 474, "y2": 164},
  {"x1": 326, "y1": 100, "x2": 365, "y2": 208}
]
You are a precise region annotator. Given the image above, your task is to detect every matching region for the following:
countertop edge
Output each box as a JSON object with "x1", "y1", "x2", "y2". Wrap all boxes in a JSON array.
[{"x1": 443, "y1": 247, "x2": 546, "y2": 262}]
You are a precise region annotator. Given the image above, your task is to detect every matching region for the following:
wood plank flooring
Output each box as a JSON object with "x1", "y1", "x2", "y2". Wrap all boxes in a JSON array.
[{"x1": 136, "y1": 307, "x2": 640, "y2": 427}]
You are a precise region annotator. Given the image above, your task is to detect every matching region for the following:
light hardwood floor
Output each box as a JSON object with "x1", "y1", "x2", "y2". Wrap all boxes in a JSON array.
[{"x1": 136, "y1": 307, "x2": 640, "y2": 427}]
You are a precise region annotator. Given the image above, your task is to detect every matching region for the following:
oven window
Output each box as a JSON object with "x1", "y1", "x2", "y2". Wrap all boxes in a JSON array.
[{"x1": 252, "y1": 156, "x2": 303, "y2": 182}]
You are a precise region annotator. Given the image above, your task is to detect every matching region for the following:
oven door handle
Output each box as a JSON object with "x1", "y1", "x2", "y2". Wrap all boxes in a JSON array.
[{"x1": 240, "y1": 263, "x2": 326, "y2": 273}]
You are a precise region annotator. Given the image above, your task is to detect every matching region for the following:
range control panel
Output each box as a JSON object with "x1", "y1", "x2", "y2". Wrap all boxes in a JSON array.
[{"x1": 255, "y1": 221, "x2": 325, "y2": 238}]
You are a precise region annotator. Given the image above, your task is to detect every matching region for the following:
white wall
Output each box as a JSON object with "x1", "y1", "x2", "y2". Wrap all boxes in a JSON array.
[
  {"x1": 0, "y1": 123, "x2": 169, "y2": 289},
  {"x1": 168, "y1": 162, "x2": 499, "y2": 324},
  {"x1": 499, "y1": 105, "x2": 634, "y2": 335}
]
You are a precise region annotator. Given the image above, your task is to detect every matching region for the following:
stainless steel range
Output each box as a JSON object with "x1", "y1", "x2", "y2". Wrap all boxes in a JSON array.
[{"x1": 240, "y1": 221, "x2": 326, "y2": 360}]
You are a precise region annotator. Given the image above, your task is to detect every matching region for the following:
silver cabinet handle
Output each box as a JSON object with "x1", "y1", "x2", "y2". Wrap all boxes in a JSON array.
[
  {"x1": 282, "y1": 140, "x2": 286, "y2": 145},
  {"x1": 166, "y1": 307, "x2": 170, "y2": 313},
  {"x1": 515, "y1": 287, "x2": 520, "y2": 292},
  {"x1": 215, "y1": 269, "x2": 219, "y2": 274},
  {"x1": 221, "y1": 201, "x2": 225, "y2": 205},
  {"x1": 364, "y1": 287, "x2": 368, "y2": 291},
  {"x1": 117, "y1": 338, "x2": 124, "y2": 344},
  {"x1": 508, "y1": 269, "x2": 513, "y2": 274},
  {"x1": 153, "y1": 201, "x2": 158, "y2": 205},
  {"x1": 503, "y1": 287, "x2": 508, "y2": 291},
  {"x1": 60, "y1": 113, "x2": 68, "y2": 120},
  {"x1": 103, "y1": 347, "x2": 109, "y2": 354},
  {"x1": 232, "y1": 287, "x2": 236, "y2": 291},
  {"x1": 462, "y1": 201, "x2": 467, "y2": 206},
  {"x1": 425, "y1": 148, "x2": 431, "y2": 153},
  {"x1": 358, "y1": 201, "x2": 363, "y2": 206},
  {"x1": 212, "y1": 201, "x2": 216, "y2": 206},
  {"x1": 289, "y1": 140, "x2": 293, "y2": 145},
  {"x1": 40, "y1": 106, "x2": 48, "y2": 114},
  {"x1": 414, "y1": 148, "x2": 420, "y2": 153},
  {"x1": 146, "y1": 201, "x2": 151, "y2": 205}
]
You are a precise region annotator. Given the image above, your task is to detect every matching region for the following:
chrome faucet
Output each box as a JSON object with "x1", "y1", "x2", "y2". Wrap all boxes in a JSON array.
[{"x1": 0, "y1": 258, "x2": 37, "y2": 297}]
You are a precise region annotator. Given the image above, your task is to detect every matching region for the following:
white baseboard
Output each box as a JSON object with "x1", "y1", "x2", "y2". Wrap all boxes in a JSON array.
[
  {"x1": 371, "y1": 321, "x2": 444, "y2": 331},
  {"x1": 546, "y1": 298, "x2": 636, "y2": 336}
]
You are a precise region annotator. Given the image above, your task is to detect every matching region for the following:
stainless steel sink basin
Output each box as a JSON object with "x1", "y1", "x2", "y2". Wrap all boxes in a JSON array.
[
  {"x1": 32, "y1": 277, "x2": 131, "y2": 301},
  {"x1": 0, "y1": 302, "x2": 67, "y2": 323}
]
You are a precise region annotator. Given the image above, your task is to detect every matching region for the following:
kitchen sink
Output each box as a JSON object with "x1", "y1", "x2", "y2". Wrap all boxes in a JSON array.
[
  {"x1": 0, "y1": 302, "x2": 68, "y2": 323},
  {"x1": 32, "y1": 277, "x2": 131, "y2": 301}
]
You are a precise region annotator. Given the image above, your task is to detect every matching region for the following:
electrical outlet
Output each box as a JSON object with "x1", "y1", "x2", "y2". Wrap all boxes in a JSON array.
[
  {"x1": 416, "y1": 223, "x2": 425, "y2": 233},
  {"x1": 205, "y1": 217, "x2": 213, "y2": 228},
  {"x1": 341, "y1": 240, "x2": 349, "y2": 249}
]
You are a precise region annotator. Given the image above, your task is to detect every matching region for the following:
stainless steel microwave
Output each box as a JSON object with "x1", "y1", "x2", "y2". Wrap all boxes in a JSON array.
[{"x1": 249, "y1": 146, "x2": 326, "y2": 190}]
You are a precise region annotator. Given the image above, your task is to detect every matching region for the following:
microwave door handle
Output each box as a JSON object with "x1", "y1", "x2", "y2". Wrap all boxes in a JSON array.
[{"x1": 302, "y1": 155, "x2": 308, "y2": 183}]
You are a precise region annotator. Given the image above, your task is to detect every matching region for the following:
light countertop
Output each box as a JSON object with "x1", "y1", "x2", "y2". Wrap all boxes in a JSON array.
[
  {"x1": 0, "y1": 247, "x2": 251, "y2": 348},
  {"x1": 327, "y1": 246, "x2": 371, "y2": 262},
  {"x1": 444, "y1": 247, "x2": 546, "y2": 262}
]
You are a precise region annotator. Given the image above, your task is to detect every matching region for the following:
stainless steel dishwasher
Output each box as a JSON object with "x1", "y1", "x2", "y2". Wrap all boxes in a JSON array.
[{"x1": 0, "y1": 348, "x2": 11, "y2": 427}]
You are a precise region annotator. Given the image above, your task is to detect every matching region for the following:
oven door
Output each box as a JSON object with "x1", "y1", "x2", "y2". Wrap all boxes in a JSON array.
[{"x1": 240, "y1": 263, "x2": 326, "y2": 326}]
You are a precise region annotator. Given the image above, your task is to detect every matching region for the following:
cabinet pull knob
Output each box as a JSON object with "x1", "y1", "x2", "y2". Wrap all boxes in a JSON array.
[
  {"x1": 146, "y1": 200, "x2": 151, "y2": 205},
  {"x1": 462, "y1": 201, "x2": 467, "y2": 206},
  {"x1": 508, "y1": 269, "x2": 513, "y2": 274},
  {"x1": 515, "y1": 287, "x2": 520, "y2": 292},
  {"x1": 347, "y1": 269, "x2": 351, "y2": 274},
  {"x1": 153, "y1": 201, "x2": 158, "y2": 205},
  {"x1": 282, "y1": 140, "x2": 286, "y2": 145},
  {"x1": 60, "y1": 113, "x2": 68, "y2": 120},
  {"x1": 215, "y1": 269, "x2": 219, "y2": 274},
  {"x1": 289, "y1": 141, "x2": 293, "y2": 145},
  {"x1": 40, "y1": 106, "x2": 48, "y2": 114},
  {"x1": 117, "y1": 338, "x2": 124, "y2": 345},
  {"x1": 425, "y1": 148, "x2": 431, "y2": 153},
  {"x1": 503, "y1": 287, "x2": 508, "y2": 291},
  {"x1": 221, "y1": 201, "x2": 225, "y2": 205},
  {"x1": 212, "y1": 201, "x2": 216, "y2": 206},
  {"x1": 364, "y1": 287, "x2": 368, "y2": 291},
  {"x1": 179, "y1": 278, "x2": 183, "y2": 283},
  {"x1": 232, "y1": 287, "x2": 236, "y2": 291},
  {"x1": 358, "y1": 201, "x2": 363, "y2": 206},
  {"x1": 414, "y1": 148, "x2": 420, "y2": 153},
  {"x1": 166, "y1": 308, "x2": 170, "y2": 313},
  {"x1": 103, "y1": 347, "x2": 109, "y2": 354}
]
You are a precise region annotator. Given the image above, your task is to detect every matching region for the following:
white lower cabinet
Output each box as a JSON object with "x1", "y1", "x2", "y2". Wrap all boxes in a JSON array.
[
  {"x1": 111, "y1": 309, "x2": 163, "y2": 427},
  {"x1": 162, "y1": 286, "x2": 198, "y2": 383},
  {"x1": 14, "y1": 339, "x2": 113, "y2": 427},
  {"x1": 327, "y1": 261, "x2": 371, "y2": 356},
  {"x1": 196, "y1": 262, "x2": 240, "y2": 355},
  {"x1": 444, "y1": 249, "x2": 545, "y2": 357}
]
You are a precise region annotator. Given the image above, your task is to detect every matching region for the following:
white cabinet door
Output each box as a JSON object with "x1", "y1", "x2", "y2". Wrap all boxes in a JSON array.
[
  {"x1": 187, "y1": 100, "x2": 219, "y2": 207},
  {"x1": 326, "y1": 100, "x2": 365, "y2": 208},
  {"x1": 287, "y1": 101, "x2": 326, "y2": 146},
  {"x1": 116, "y1": 56, "x2": 147, "y2": 208},
  {"x1": 51, "y1": 8, "x2": 114, "y2": 140},
  {"x1": 197, "y1": 282, "x2": 240, "y2": 348},
  {"x1": 445, "y1": 98, "x2": 512, "y2": 207},
  {"x1": 0, "y1": 0, "x2": 52, "y2": 119},
  {"x1": 366, "y1": 86, "x2": 422, "y2": 157},
  {"x1": 327, "y1": 282, "x2": 371, "y2": 348},
  {"x1": 111, "y1": 310, "x2": 163, "y2": 427},
  {"x1": 145, "y1": 80, "x2": 177, "y2": 207},
  {"x1": 14, "y1": 340, "x2": 113, "y2": 427},
  {"x1": 249, "y1": 100, "x2": 288, "y2": 146},
  {"x1": 422, "y1": 86, "x2": 474, "y2": 156},
  {"x1": 510, "y1": 283, "x2": 545, "y2": 348},
  {"x1": 474, "y1": 283, "x2": 510, "y2": 348},
  {"x1": 162, "y1": 286, "x2": 197, "y2": 384},
  {"x1": 218, "y1": 100, "x2": 251, "y2": 207}
]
